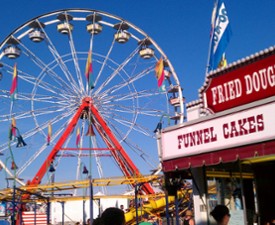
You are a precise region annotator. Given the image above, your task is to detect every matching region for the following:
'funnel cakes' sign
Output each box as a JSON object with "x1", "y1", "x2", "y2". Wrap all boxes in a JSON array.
[
  {"x1": 203, "y1": 53, "x2": 275, "y2": 113},
  {"x1": 161, "y1": 101, "x2": 275, "y2": 160}
]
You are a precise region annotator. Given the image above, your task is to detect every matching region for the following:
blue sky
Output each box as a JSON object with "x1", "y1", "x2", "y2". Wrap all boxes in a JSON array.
[
  {"x1": 0, "y1": 0, "x2": 274, "y2": 102},
  {"x1": 0, "y1": 0, "x2": 274, "y2": 192}
]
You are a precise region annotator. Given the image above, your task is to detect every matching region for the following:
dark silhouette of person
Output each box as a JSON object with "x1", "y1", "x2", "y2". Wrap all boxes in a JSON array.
[
  {"x1": 94, "y1": 207, "x2": 125, "y2": 225},
  {"x1": 210, "y1": 205, "x2": 230, "y2": 225}
]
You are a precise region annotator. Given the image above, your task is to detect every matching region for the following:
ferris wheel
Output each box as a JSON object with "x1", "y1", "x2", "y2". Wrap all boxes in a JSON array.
[{"x1": 0, "y1": 9, "x2": 184, "y2": 195}]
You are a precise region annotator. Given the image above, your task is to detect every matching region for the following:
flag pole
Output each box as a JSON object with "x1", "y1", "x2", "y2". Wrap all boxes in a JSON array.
[{"x1": 205, "y1": 0, "x2": 218, "y2": 77}]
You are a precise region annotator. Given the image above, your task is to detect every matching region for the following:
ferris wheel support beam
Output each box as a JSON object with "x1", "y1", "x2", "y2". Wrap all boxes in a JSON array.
[
  {"x1": 87, "y1": 98, "x2": 154, "y2": 194},
  {"x1": 29, "y1": 101, "x2": 87, "y2": 186}
]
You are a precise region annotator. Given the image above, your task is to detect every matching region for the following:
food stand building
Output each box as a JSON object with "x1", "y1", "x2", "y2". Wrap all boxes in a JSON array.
[{"x1": 160, "y1": 46, "x2": 275, "y2": 225}]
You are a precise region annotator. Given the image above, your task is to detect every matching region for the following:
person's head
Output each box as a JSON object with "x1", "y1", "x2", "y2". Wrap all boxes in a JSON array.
[
  {"x1": 101, "y1": 207, "x2": 125, "y2": 225},
  {"x1": 184, "y1": 210, "x2": 193, "y2": 218},
  {"x1": 210, "y1": 205, "x2": 230, "y2": 224},
  {"x1": 143, "y1": 213, "x2": 149, "y2": 221},
  {"x1": 93, "y1": 217, "x2": 104, "y2": 225}
]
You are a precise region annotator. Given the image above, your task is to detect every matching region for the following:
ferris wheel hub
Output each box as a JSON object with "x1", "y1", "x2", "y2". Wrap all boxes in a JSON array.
[{"x1": 82, "y1": 97, "x2": 92, "y2": 104}]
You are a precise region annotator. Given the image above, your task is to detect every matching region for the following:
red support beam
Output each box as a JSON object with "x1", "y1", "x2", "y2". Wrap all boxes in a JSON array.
[
  {"x1": 29, "y1": 101, "x2": 87, "y2": 186},
  {"x1": 59, "y1": 147, "x2": 116, "y2": 151},
  {"x1": 87, "y1": 98, "x2": 155, "y2": 194}
]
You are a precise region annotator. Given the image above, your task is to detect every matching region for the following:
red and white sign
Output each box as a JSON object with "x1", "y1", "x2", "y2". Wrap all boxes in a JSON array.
[
  {"x1": 203, "y1": 54, "x2": 275, "y2": 113},
  {"x1": 161, "y1": 100, "x2": 275, "y2": 161}
]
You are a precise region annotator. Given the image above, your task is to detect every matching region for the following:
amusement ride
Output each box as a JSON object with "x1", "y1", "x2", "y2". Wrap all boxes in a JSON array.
[{"x1": 0, "y1": 9, "x2": 187, "y2": 224}]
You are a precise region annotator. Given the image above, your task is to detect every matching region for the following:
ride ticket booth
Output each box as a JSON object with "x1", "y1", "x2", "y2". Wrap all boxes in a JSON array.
[{"x1": 160, "y1": 46, "x2": 275, "y2": 225}]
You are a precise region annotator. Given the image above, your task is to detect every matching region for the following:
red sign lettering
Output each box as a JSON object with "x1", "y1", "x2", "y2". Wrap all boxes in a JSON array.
[
  {"x1": 203, "y1": 54, "x2": 275, "y2": 113},
  {"x1": 178, "y1": 127, "x2": 217, "y2": 149},
  {"x1": 222, "y1": 114, "x2": 264, "y2": 139}
]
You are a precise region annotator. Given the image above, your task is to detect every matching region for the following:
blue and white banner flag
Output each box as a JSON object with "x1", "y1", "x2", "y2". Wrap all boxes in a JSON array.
[{"x1": 209, "y1": 0, "x2": 232, "y2": 72}]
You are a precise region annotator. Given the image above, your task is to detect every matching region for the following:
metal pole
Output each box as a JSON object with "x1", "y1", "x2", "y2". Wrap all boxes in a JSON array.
[
  {"x1": 238, "y1": 160, "x2": 248, "y2": 225},
  {"x1": 61, "y1": 201, "x2": 65, "y2": 225},
  {"x1": 204, "y1": 0, "x2": 218, "y2": 77},
  {"x1": 34, "y1": 202, "x2": 37, "y2": 225},
  {"x1": 49, "y1": 173, "x2": 54, "y2": 225},
  {"x1": 165, "y1": 191, "x2": 170, "y2": 225},
  {"x1": 175, "y1": 194, "x2": 179, "y2": 225},
  {"x1": 83, "y1": 199, "x2": 86, "y2": 224},
  {"x1": 47, "y1": 199, "x2": 50, "y2": 225},
  {"x1": 98, "y1": 199, "x2": 101, "y2": 217},
  {"x1": 82, "y1": 162, "x2": 88, "y2": 225},
  {"x1": 89, "y1": 175, "x2": 93, "y2": 225},
  {"x1": 135, "y1": 184, "x2": 139, "y2": 225},
  {"x1": 12, "y1": 184, "x2": 16, "y2": 225},
  {"x1": 88, "y1": 107, "x2": 93, "y2": 225}
]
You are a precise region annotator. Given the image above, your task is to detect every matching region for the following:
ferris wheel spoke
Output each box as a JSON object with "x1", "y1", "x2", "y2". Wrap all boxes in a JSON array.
[
  {"x1": 0, "y1": 90, "x2": 10, "y2": 101},
  {"x1": 29, "y1": 105, "x2": 76, "y2": 133},
  {"x1": 67, "y1": 30, "x2": 85, "y2": 93},
  {"x1": 26, "y1": 95, "x2": 69, "y2": 105},
  {"x1": 102, "y1": 102, "x2": 167, "y2": 119},
  {"x1": 42, "y1": 55, "x2": 84, "y2": 94},
  {"x1": 100, "y1": 88, "x2": 165, "y2": 104},
  {"x1": 33, "y1": 105, "x2": 73, "y2": 118},
  {"x1": 39, "y1": 26, "x2": 81, "y2": 92},
  {"x1": 86, "y1": 29, "x2": 96, "y2": 96},
  {"x1": 93, "y1": 37, "x2": 116, "y2": 90},
  {"x1": 15, "y1": 42, "x2": 77, "y2": 94},
  {"x1": 107, "y1": 123, "x2": 159, "y2": 169},
  {"x1": 16, "y1": 92, "x2": 71, "y2": 106},
  {"x1": 32, "y1": 94, "x2": 79, "y2": 109},
  {"x1": 102, "y1": 110, "x2": 153, "y2": 138},
  {"x1": 29, "y1": 74, "x2": 77, "y2": 97},
  {"x1": 3, "y1": 61, "x2": 77, "y2": 100},
  {"x1": 0, "y1": 99, "x2": 71, "y2": 123},
  {"x1": 17, "y1": 111, "x2": 75, "y2": 175},
  {"x1": 94, "y1": 44, "x2": 140, "y2": 96},
  {"x1": 0, "y1": 107, "x2": 74, "y2": 154},
  {"x1": 123, "y1": 139, "x2": 160, "y2": 169},
  {"x1": 90, "y1": 136, "x2": 107, "y2": 193},
  {"x1": 110, "y1": 66, "x2": 155, "y2": 94},
  {"x1": 97, "y1": 64, "x2": 155, "y2": 99}
]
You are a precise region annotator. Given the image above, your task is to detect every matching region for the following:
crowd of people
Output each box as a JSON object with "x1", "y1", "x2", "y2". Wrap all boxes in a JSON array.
[{"x1": 72, "y1": 204, "x2": 233, "y2": 225}]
